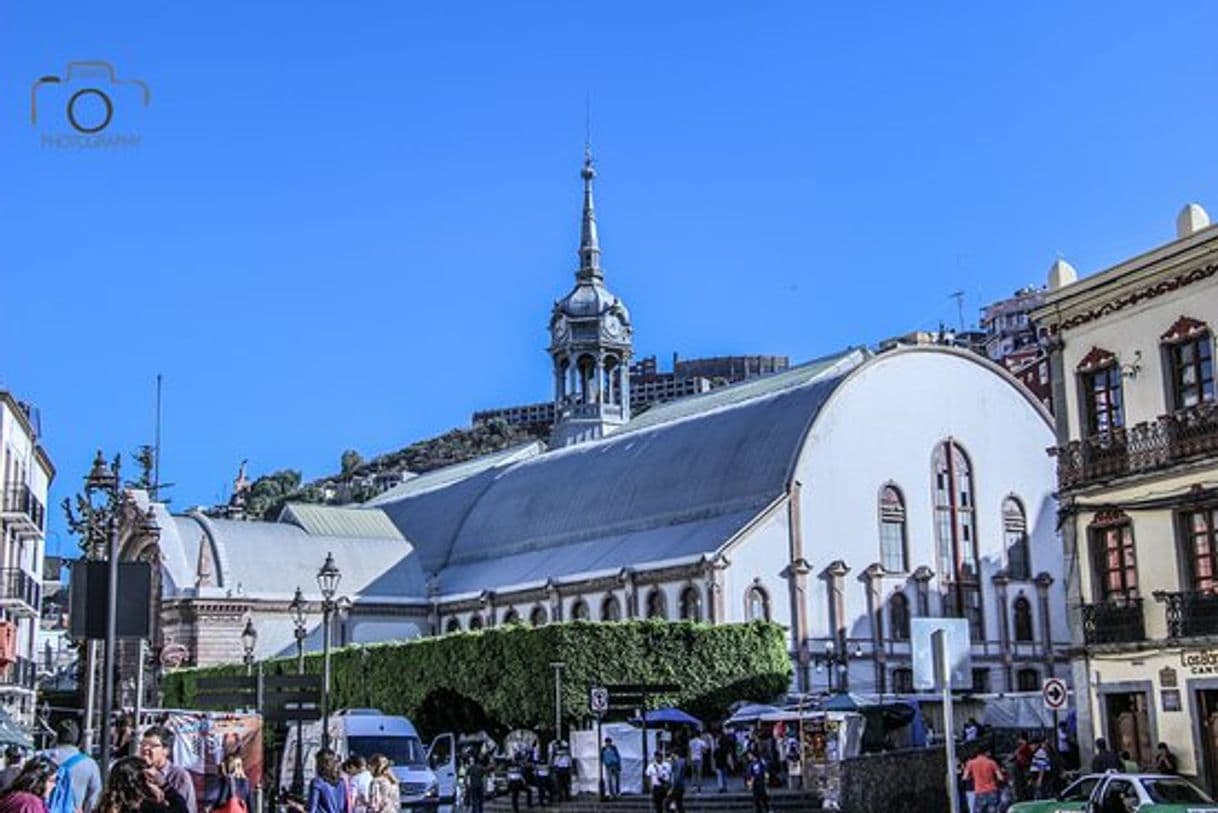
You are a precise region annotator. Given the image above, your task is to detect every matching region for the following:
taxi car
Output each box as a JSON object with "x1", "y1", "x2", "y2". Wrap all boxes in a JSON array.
[{"x1": 1009, "y1": 772, "x2": 1218, "y2": 812}]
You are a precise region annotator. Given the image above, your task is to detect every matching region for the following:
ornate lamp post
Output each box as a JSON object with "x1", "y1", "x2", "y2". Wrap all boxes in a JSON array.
[
  {"x1": 289, "y1": 586, "x2": 308, "y2": 794},
  {"x1": 811, "y1": 639, "x2": 862, "y2": 694},
  {"x1": 241, "y1": 618, "x2": 258, "y2": 675},
  {"x1": 83, "y1": 450, "x2": 120, "y2": 777},
  {"x1": 316, "y1": 553, "x2": 341, "y2": 751}
]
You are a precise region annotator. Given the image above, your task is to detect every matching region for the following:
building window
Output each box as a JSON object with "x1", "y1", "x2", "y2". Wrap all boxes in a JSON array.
[
  {"x1": 1012, "y1": 596, "x2": 1034, "y2": 642},
  {"x1": 1164, "y1": 325, "x2": 1215, "y2": 410},
  {"x1": 1089, "y1": 515, "x2": 1138, "y2": 600},
  {"x1": 646, "y1": 589, "x2": 667, "y2": 620},
  {"x1": 891, "y1": 668, "x2": 914, "y2": 694},
  {"x1": 601, "y1": 595, "x2": 622, "y2": 622},
  {"x1": 746, "y1": 586, "x2": 770, "y2": 622},
  {"x1": 1083, "y1": 365, "x2": 1125, "y2": 435},
  {"x1": 879, "y1": 485, "x2": 908, "y2": 573},
  {"x1": 468, "y1": 613, "x2": 484, "y2": 630},
  {"x1": 679, "y1": 586, "x2": 702, "y2": 621},
  {"x1": 1001, "y1": 497, "x2": 1031, "y2": 581},
  {"x1": 502, "y1": 608, "x2": 521, "y2": 625},
  {"x1": 1016, "y1": 668, "x2": 1039, "y2": 692},
  {"x1": 889, "y1": 592, "x2": 910, "y2": 641},
  {"x1": 570, "y1": 599, "x2": 590, "y2": 621},
  {"x1": 933, "y1": 440, "x2": 983, "y2": 639},
  {"x1": 445, "y1": 617, "x2": 461, "y2": 634},
  {"x1": 529, "y1": 605, "x2": 548, "y2": 627},
  {"x1": 971, "y1": 668, "x2": 991, "y2": 693},
  {"x1": 1181, "y1": 507, "x2": 1218, "y2": 592}
]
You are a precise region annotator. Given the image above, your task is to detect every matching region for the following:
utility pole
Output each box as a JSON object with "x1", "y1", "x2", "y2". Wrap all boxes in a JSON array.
[{"x1": 550, "y1": 662, "x2": 565, "y2": 743}]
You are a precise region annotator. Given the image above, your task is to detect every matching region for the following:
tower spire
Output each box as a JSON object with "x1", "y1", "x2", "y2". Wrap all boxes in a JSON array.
[{"x1": 578, "y1": 145, "x2": 602, "y2": 281}]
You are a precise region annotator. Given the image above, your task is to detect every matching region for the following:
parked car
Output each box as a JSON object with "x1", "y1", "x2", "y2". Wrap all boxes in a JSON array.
[{"x1": 1009, "y1": 772, "x2": 1218, "y2": 812}]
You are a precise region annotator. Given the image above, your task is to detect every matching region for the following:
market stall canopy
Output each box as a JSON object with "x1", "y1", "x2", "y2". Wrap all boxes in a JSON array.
[
  {"x1": 822, "y1": 693, "x2": 873, "y2": 712},
  {"x1": 725, "y1": 703, "x2": 784, "y2": 727},
  {"x1": 629, "y1": 707, "x2": 702, "y2": 730}
]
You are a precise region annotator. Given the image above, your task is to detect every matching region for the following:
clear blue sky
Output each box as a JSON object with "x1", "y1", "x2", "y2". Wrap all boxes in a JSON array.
[{"x1": 4, "y1": 3, "x2": 1217, "y2": 556}]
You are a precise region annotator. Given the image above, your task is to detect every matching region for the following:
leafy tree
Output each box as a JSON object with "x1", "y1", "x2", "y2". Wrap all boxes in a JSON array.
[
  {"x1": 242, "y1": 470, "x2": 303, "y2": 520},
  {"x1": 340, "y1": 450, "x2": 363, "y2": 476}
]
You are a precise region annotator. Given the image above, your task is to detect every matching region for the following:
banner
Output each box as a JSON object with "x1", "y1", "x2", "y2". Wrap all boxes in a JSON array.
[{"x1": 160, "y1": 712, "x2": 263, "y2": 813}]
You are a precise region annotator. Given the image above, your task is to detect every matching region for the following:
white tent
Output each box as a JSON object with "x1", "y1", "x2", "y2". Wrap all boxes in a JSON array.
[{"x1": 571, "y1": 722, "x2": 667, "y2": 796}]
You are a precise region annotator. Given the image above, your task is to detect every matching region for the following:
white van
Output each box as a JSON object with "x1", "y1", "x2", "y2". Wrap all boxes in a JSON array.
[{"x1": 280, "y1": 709, "x2": 444, "y2": 809}]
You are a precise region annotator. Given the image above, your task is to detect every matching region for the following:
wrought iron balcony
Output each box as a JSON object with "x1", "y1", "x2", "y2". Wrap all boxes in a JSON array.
[
  {"x1": 1081, "y1": 597, "x2": 1145, "y2": 645},
  {"x1": 0, "y1": 657, "x2": 36, "y2": 692},
  {"x1": 1052, "y1": 402, "x2": 1218, "y2": 491},
  {"x1": 0, "y1": 570, "x2": 40, "y2": 616},
  {"x1": 1155, "y1": 590, "x2": 1218, "y2": 639},
  {"x1": 0, "y1": 483, "x2": 44, "y2": 536}
]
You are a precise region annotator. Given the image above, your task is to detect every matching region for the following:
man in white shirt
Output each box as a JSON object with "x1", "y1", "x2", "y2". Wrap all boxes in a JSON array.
[
  {"x1": 688, "y1": 734, "x2": 707, "y2": 792},
  {"x1": 644, "y1": 751, "x2": 670, "y2": 813}
]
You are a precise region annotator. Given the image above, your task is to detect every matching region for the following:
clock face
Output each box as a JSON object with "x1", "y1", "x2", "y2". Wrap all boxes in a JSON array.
[
  {"x1": 551, "y1": 317, "x2": 569, "y2": 343},
  {"x1": 603, "y1": 314, "x2": 623, "y2": 339}
]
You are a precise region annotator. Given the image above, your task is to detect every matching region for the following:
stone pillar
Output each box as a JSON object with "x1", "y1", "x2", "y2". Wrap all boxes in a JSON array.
[
  {"x1": 992, "y1": 572, "x2": 1012, "y2": 691},
  {"x1": 547, "y1": 580, "x2": 563, "y2": 623},
  {"x1": 863, "y1": 563, "x2": 886, "y2": 694},
  {"x1": 822, "y1": 560, "x2": 850, "y2": 690},
  {"x1": 595, "y1": 355, "x2": 605, "y2": 403},
  {"x1": 705, "y1": 555, "x2": 728, "y2": 624},
  {"x1": 619, "y1": 569, "x2": 638, "y2": 619},
  {"x1": 1035, "y1": 572, "x2": 1055, "y2": 677},
  {"x1": 481, "y1": 591, "x2": 496, "y2": 629},
  {"x1": 912, "y1": 566, "x2": 934, "y2": 617},
  {"x1": 786, "y1": 483, "x2": 810, "y2": 681}
]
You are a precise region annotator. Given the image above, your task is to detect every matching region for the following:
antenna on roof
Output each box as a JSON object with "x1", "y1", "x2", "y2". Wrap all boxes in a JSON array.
[
  {"x1": 584, "y1": 92, "x2": 592, "y2": 154},
  {"x1": 949, "y1": 291, "x2": 965, "y2": 333},
  {"x1": 153, "y1": 373, "x2": 162, "y2": 499}
]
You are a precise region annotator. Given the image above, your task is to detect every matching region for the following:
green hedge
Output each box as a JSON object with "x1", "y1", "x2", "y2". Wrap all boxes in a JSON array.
[{"x1": 162, "y1": 620, "x2": 791, "y2": 737}]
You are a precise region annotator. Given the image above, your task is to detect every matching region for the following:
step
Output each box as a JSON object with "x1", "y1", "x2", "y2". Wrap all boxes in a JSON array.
[{"x1": 483, "y1": 790, "x2": 822, "y2": 812}]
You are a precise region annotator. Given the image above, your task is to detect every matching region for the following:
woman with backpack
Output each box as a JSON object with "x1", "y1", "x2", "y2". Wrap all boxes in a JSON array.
[
  {"x1": 0, "y1": 757, "x2": 57, "y2": 813},
  {"x1": 307, "y1": 751, "x2": 347, "y2": 813},
  {"x1": 364, "y1": 756, "x2": 398, "y2": 813},
  {"x1": 211, "y1": 755, "x2": 251, "y2": 813}
]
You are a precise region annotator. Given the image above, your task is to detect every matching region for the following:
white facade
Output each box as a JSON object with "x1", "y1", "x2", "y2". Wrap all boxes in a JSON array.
[{"x1": 0, "y1": 393, "x2": 53, "y2": 724}]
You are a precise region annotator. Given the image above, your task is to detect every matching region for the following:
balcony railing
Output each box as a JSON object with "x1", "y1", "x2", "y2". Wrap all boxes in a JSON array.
[
  {"x1": 1081, "y1": 597, "x2": 1146, "y2": 645},
  {"x1": 0, "y1": 483, "x2": 44, "y2": 535},
  {"x1": 0, "y1": 658, "x2": 36, "y2": 692},
  {"x1": 1155, "y1": 590, "x2": 1218, "y2": 638},
  {"x1": 1052, "y1": 402, "x2": 1218, "y2": 490},
  {"x1": 0, "y1": 570, "x2": 40, "y2": 615}
]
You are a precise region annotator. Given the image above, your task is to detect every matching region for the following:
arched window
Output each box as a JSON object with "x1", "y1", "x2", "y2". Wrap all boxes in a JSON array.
[
  {"x1": 891, "y1": 668, "x2": 914, "y2": 694},
  {"x1": 577, "y1": 354, "x2": 597, "y2": 404},
  {"x1": 468, "y1": 613, "x2": 484, "y2": 630},
  {"x1": 1161, "y1": 316, "x2": 1215, "y2": 410},
  {"x1": 746, "y1": 586, "x2": 770, "y2": 622},
  {"x1": 679, "y1": 586, "x2": 702, "y2": 621},
  {"x1": 570, "y1": 599, "x2": 590, "y2": 621},
  {"x1": 889, "y1": 592, "x2": 911, "y2": 641},
  {"x1": 502, "y1": 608, "x2": 521, "y2": 625},
  {"x1": 1004, "y1": 497, "x2": 1031, "y2": 581},
  {"x1": 933, "y1": 440, "x2": 983, "y2": 641},
  {"x1": 879, "y1": 485, "x2": 908, "y2": 572},
  {"x1": 601, "y1": 594, "x2": 622, "y2": 622},
  {"x1": 1012, "y1": 596, "x2": 1034, "y2": 642},
  {"x1": 445, "y1": 617, "x2": 461, "y2": 634},
  {"x1": 646, "y1": 589, "x2": 667, "y2": 620},
  {"x1": 1016, "y1": 668, "x2": 1040, "y2": 692},
  {"x1": 530, "y1": 605, "x2": 548, "y2": 627}
]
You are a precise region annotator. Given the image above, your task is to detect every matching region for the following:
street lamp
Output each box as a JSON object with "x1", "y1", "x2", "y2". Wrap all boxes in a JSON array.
[
  {"x1": 289, "y1": 586, "x2": 308, "y2": 795},
  {"x1": 316, "y1": 553, "x2": 341, "y2": 752},
  {"x1": 241, "y1": 618, "x2": 258, "y2": 675},
  {"x1": 811, "y1": 639, "x2": 863, "y2": 694},
  {"x1": 83, "y1": 450, "x2": 121, "y2": 778}
]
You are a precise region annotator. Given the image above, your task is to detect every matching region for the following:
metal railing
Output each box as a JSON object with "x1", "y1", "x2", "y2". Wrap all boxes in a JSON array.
[
  {"x1": 1155, "y1": 590, "x2": 1218, "y2": 639},
  {"x1": 1081, "y1": 597, "x2": 1145, "y2": 645},
  {"x1": 0, "y1": 483, "x2": 45, "y2": 533},
  {"x1": 1053, "y1": 402, "x2": 1218, "y2": 490},
  {"x1": 0, "y1": 658, "x2": 36, "y2": 691},
  {"x1": 0, "y1": 569, "x2": 39, "y2": 612}
]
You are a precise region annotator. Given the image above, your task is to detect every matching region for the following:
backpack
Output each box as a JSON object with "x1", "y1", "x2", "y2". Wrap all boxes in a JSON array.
[{"x1": 47, "y1": 753, "x2": 86, "y2": 813}]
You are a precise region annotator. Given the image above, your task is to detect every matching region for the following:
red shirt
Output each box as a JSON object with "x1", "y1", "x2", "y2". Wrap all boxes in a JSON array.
[{"x1": 964, "y1": 755, "x2": 1003, "y2": 794}]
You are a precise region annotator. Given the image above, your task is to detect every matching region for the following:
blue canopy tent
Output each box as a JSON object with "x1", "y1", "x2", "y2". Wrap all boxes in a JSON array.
[
  {"x1": 628, "y1": 707, "x2": 703, "y2": 730},
  {"x1": 724, "y1": 703, "x2": 784, "y2": 728}
]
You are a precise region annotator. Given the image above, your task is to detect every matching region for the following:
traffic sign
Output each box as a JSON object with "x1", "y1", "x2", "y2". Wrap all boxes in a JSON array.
[
  {"x1": 589, "y1": 686, "x2": 609, "y2": 714},
  {"x1": 1042, "y1": 677, "x2": 1068, "y2": 710}
]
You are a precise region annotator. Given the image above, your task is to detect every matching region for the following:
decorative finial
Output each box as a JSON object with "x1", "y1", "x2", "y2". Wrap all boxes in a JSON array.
[{"x1": 577, "y1": 138, "x2": 601, "y2": 280}]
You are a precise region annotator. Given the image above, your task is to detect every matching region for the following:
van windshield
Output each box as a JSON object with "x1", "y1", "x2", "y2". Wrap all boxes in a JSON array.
[{"x1": 347, "y1": 736, "x2": 426, "y2": 768}]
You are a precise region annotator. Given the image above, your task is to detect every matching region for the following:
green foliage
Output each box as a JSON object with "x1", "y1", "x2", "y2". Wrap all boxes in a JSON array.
[
  {"x1": 162, "y1": 621, "x2": 791, "y2": 738},
  {"x1": 243, "y1": 469, "x2": 303, "y2": 520},
  {"x1": 340, "y1": 450, "x2": 363, "y2": 476}
]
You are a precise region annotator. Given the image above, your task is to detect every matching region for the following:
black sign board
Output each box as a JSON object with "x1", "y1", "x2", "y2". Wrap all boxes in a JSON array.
[
  {"x1": 68, "y1": 560, "x2": 153, "y2": 640},
  {"x1": 196, "y1": 674, "x2": 322, "y2": 723}
]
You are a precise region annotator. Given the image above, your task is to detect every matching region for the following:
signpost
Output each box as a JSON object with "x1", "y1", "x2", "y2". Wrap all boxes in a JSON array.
[
  {"x1": 913, "y1": 618, "x2": 969, "y2": 813},
  {"x1": 1042, "y1": 677, "x2": 1067, "y2": 712},
  {"x1": 594, "y1": 683, "x2": 681, "y2": 795}
]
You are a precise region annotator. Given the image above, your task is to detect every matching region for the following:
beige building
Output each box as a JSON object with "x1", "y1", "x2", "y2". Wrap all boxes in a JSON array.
[{"x1": 1034, "y1": 203, "x2": 1218, "y2": 791}]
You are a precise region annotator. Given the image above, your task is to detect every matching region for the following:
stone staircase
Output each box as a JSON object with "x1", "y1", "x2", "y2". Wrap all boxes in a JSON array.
[{"x1": 484, "y1": 790, "x2": 822, "y2": 811}]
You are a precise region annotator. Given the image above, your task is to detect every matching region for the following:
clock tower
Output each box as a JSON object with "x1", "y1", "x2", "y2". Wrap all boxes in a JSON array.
[{"x1": 548, "y1": 147, "x2": 633, "y2": 448}]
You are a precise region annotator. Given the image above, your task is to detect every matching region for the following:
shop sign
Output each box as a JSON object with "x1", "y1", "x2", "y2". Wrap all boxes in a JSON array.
[
  {"x1": 1160, "y1": 667, "x2": 1178, "y2": 688},
  {"x1": 1182, "y1": 649, "x2": 1218, "y2": 675}
]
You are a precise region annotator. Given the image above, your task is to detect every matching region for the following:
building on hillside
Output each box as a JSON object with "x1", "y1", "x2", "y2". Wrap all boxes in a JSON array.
[
  {"x1": 0, "y1": 393, "x2": 53, "y2": 724},
  {"x1": 980, "y1": 287, "x2": 1053, "y2": 412},
  {"x1": 1032, "y1": 203, "x2": 1218, "y2": 791}
]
